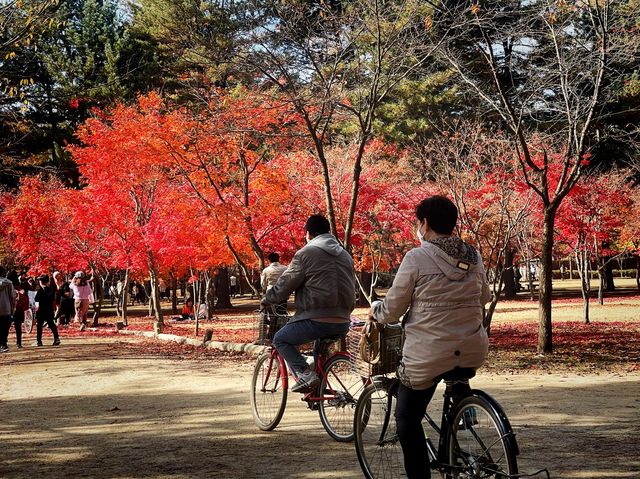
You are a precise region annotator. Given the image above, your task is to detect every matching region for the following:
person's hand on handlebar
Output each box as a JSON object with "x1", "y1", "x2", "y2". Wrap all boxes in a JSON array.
[
  {"x1": 368, "y1": 300, "x2": 382, "y2": 322},
  {"x1": 367, "y1": 308, "x2": 376, "y2": 322}
]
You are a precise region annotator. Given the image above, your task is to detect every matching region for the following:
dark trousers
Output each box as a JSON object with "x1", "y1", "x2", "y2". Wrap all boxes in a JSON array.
[
  {"x1": 36, "y1": 313, "x2": 59, "y2": 344},
  {"x1": 273, "y1": 319, "x2": 349, "y2": 375},
  {"x1": 395, "y1": 382, "x2": 438, "y2": 479},
  {"x1": 0, "y1": 314, "x2": 11, "y2": 348},
  {"x1": 55, "y1": 298, "x2": 74, "y2": 325},
  {"x1": 12, "y1": 310, "x2": 24, "y2": 346}
]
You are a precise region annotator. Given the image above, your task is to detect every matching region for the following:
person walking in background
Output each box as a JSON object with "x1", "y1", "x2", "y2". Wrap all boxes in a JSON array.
[
  {"x1": 53, "y1": 271, "x2": 74, "y2": 326},
  {"x1": 11, "y1": 279, "x2": 30, "y2": 348},
  {"x1": 229, "y1": 274, "x2": 238, "y2": 298},
  {"x1": 131, "y1": 283, "x2": 139, "y2": 305},
  {"x1": 0, "y1": 266, "x2": 16, "y2": 353},
  {"x1": 115, "y1": 279, "x2": 124, "y2": 314},
  {"x1": 7, "y1": 267, "x2": 19, "y2": 288},
  {"x1": 109, "y1": 282, "x2": 117, "y2": 306},
  {"x1": 70, "y1": 271, "x2": 93, "y2": 331},
  {"x1": 34, "y1": 274, "x2": 60, "y2": 347}
]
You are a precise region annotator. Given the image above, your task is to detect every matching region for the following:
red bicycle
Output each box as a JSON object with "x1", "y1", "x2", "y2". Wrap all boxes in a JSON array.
[{"x1": 250, "y1": 308, "x2": 366, "y2": 442}]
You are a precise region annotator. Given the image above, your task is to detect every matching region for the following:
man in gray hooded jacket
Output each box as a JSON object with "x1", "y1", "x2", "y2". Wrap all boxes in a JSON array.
[{"x1": 263, "y1": 215, "x2": 355, "y2": 392}]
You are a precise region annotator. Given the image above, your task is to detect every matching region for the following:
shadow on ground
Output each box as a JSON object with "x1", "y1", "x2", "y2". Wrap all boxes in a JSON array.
[{"x1": 1, "y1": 343, "x2": 639, "y2": 479}]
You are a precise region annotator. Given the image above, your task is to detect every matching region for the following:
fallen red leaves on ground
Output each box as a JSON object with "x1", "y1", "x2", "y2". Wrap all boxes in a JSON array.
[
  {"x1": 487, "y1": 321, "x2": 640, "y2": 373},
  {"x1": 28, "y1": 303, "x2": 640, "y2": 373}
]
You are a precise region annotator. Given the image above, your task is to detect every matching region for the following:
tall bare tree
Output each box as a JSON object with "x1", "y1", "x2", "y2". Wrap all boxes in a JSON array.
[
  {"x1": 427, "y1": 0, "x2": 640, "y2": 352},
  {"x1": 238, "y1": 0, "x2": 443, "y2": 250}
]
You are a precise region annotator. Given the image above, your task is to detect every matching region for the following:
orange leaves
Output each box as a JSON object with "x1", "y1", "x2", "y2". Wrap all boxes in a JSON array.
[
  {"x1": 470, "y1": 3, "x2": 480, "y2": 15},
  {"x1": 424, "y1": 16, "x2": 433, "y2": 32}
]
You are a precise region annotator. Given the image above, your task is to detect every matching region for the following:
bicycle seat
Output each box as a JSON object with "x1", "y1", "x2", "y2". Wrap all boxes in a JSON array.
[{"x1": 435, "y1": 367, "x2": 476, "y2": 382}]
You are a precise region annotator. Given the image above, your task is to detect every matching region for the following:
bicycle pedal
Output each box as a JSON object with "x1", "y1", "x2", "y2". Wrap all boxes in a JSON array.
[{"x1": 302, "y1": 398, "x2": 320, "y2": 411}]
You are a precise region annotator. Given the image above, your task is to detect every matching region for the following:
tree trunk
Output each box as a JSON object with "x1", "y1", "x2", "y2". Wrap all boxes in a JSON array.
[
  {"x1": 148, "y1": 281, "x2": 156, "y2": 317},
  {"x1": 569, "y1": 256, "x2": 573, "y2": 280},
  {"x1": 484, "y1": 295, "x2": 499, "y2": 335},
  {"x1": 537, "y1": 207, "x2": 555, "y2": 354},
  {"x1": 577, "y1": 250, "x2": 590, "y2": 324},
  {"x1": 604, "y1": 257, "x2": 615, "y2": 292},
  {"x1": 121, "y1": 269, "x2": 129, "y2": 326},
  {"x1": 170, "y1": 271, "x2": 178, "y2": 315},
  {"x1": 147, "y1": 252, "x2": 164, "y2": 332},
  {"x1": 636, "y1": 256, "x2": 640, "y2": 291},
  {"x1": 115, "y1": 272, "x2": 122, "y2": 317},
  {"x1": 356, "y1": 271, "x2": 374, "y2": 307},
  {"x1": 206, "y1": 275, "x2": 216, "y2": 320},
  {"x1": 502, "y1": 249, "x2": 517, "y2": 299},
  {"x1": 528, "y1": 260, "x2": 535, "y2": 302},
  {"x1": 193, "y1": 277, "x2": 200, "y2": 338},
  {"x1": 597, "y1": 255, "x2": 605, "y2": 306},
  {"x1": 215, "y1": 267, "x2": 232, "y2": 309},
  {"x1": 92, "y1": 274, "x2": 105, "y2": 326}
]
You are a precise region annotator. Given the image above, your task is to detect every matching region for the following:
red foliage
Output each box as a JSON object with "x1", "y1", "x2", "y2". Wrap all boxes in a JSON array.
[
  {"x1": 556, "y1": 172, "x2": 633, "y2": 257},
  {"x1": 488, "y1": 320, "x2": 640, "y2": 371}
]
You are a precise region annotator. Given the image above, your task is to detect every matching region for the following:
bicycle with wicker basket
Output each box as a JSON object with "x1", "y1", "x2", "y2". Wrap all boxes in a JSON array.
[
  {"x1": 350, "y1": 320, "x2": 549, "y2": 479},
  {"x1": 249, "y1": 305, "x2": 367, "y2": 442}
]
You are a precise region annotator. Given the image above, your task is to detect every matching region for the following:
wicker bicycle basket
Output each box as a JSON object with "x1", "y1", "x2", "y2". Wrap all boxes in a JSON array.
[
  {"x1": 254, "y1": 305, "x2": 289, "y2": 344},
  {"x1": 347, "y1": 322, "x2": 404, "y2": 377}
]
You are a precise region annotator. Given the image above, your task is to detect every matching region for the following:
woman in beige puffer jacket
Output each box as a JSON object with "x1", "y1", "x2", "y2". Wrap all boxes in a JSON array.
[{"x1": 370, "y1": 195, "x2": 491, "y2": 479}]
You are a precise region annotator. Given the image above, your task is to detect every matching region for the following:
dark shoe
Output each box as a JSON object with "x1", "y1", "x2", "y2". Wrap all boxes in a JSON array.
[
  {"x1": 35, "y1": 341, "x2": 43, "y2": 347},
  {"x1": 52, "y1": 339, "x2": 61, "y2": 346},
  {"x1": 16, "y1": 343, "x2": 23, "y2": 349},
  {"x1": 79, "y1": 323, "x2": 86, "y2": 331},
  {"x1": 0, "y1": 346, "x2": 9, "y2": 353},
  {"x1": 291, "y1": 370, "x2": 319, "y2": 393}
]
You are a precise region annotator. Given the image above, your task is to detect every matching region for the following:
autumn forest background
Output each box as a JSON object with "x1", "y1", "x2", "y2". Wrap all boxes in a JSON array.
[{"x1": 1, "y1": 0, "x2": 640, "y2": 355}]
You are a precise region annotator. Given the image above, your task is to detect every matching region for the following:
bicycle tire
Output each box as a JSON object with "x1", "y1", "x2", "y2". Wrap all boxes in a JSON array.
[
  {"x1": 318, "y1": 354, "x2": 365, "y2": 442},
  {"x1": 354, "y1": 383, "x2": 405, "y2": 479},
  {"x1": 23, "y1": 310, "x2": 33, "y2": 334},
  {"x1": 447, "y1": 394, "x2": 518, "y2": 478},
  {"x1": 250, "y1": 352, "x2": 288, "y2": 431}
]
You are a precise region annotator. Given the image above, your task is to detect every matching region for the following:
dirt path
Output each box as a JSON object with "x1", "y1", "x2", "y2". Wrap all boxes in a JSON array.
[{"x1": 1, "y1": 337, "x2": 639, "y2": 479}]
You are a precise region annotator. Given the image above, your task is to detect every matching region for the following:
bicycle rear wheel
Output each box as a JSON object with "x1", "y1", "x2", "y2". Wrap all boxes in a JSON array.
[
  {"x1": 354, "y1": 383, "x2": 405, "y2": 479},
  {"x1": 23, "y1": 310, "x2": 33, "y2": 334},
  {"x1": 250, "y1": 352, "x2": 288, "y2": 431},
  {"x1": 447, "y1": 395, "x2": 518, "y2": 478},
  {"x1": 318, "y1": 354, "x2": 365, "y2": 442}
]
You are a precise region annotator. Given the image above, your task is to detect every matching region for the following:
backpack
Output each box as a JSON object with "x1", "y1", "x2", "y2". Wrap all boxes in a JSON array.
[{"x1": 16, "y1": 289, "x2": 29, "y2": 312}]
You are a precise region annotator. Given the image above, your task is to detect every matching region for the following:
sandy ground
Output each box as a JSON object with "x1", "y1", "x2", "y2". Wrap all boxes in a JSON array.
[{"x1": 1, "y1": 337, "x2": 639, "y2": 479}]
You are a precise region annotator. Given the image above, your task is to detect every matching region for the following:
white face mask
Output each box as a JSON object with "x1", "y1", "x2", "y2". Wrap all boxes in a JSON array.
[{"x1": 416, "y1": 222, "x2": 425, "y2": 242}]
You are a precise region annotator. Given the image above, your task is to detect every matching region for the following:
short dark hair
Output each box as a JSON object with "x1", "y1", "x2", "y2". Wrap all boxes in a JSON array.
[
  {"x1": 415, "y1": 195, "x2": 458, "y2": 235},
  {"x1": 268, "y1": 252, "x2": 280, "y2": 263},
  {"x1": 39, "y1": 274, "x2": 50, "y2": 284},
  {"x1": 0, "y1": 266, "x2": 5, "y2": 276},
  {"x1": 305, "y1": 214, "x2": 330, "y2": 237}
]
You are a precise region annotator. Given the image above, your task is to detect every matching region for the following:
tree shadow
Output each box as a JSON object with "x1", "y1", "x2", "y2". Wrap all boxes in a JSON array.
[{"x1": 2, "y1": 355, "x2": 639, "y2": 478}]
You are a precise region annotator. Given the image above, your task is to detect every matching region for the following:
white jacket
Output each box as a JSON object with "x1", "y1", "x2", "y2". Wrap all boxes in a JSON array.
[
  {"x1": 261, "y1": 262, "x2": 288, "y2": 291},
  {"x1": 372, "y1": 237, "x2": 491, "y2": 390}
]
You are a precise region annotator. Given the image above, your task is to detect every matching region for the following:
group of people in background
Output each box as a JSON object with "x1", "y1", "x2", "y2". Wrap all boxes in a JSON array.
[{"x1": 0, "y1": 267, "x2": 96, "y2": 352}]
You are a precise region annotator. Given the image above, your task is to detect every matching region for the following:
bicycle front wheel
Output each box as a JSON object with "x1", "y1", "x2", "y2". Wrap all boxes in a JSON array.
[
  {"x1": 354, "y1": 383, "x2": 405, "y2": 479},
  {"x1": 447, "y1": 395, "x2": 518, "y2": 478},
  {"x1": 318, "y1": 355, "x2": 366, "y2": 442},
  {"x1": 250, "y1": 352, "x2": 288, "y2": 431}
]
